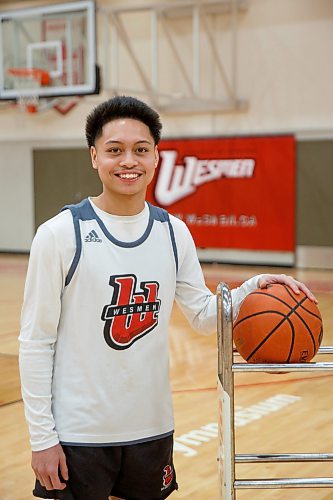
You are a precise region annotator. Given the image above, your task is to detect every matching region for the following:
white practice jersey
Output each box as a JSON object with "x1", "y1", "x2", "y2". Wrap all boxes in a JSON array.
[{"x1": 19, "y1": 199, "x2": 262, "y2": 451}]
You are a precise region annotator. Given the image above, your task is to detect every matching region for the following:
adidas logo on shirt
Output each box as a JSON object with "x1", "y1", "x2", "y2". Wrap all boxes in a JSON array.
[{"x1": 84, "y1": 230, "x2": 102, "y2": 243}]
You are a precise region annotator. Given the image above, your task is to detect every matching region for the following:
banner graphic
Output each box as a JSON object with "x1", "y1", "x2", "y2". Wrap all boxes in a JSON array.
[{"x1": 146, "y1": 135, "x2": 295, "y2": 251}]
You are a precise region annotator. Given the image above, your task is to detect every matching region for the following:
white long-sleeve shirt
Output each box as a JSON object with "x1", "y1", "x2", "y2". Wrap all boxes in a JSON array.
[{"x1": 19, "y1": 199, "x2": 261, "y2": 451}]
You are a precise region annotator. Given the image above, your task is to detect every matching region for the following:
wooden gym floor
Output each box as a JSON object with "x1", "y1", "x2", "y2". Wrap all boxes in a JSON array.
[{"x1": 1, "y1": 253, "x2": 333, "y2": 500}]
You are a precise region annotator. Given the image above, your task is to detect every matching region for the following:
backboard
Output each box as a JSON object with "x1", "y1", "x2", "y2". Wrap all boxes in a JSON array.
[{"x1": 0, "y1": 0, "x2": 99, "y2": 100}]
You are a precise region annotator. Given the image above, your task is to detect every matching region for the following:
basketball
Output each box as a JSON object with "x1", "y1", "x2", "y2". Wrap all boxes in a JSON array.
[{"x1": 233, "y1": 284, "x2": 323, "y2": 364}]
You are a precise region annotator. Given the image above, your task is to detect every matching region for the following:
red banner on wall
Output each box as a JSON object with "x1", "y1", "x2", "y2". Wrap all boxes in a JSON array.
[{"x1": 146, "y1": 135, "x2": 295, "y2": 251}]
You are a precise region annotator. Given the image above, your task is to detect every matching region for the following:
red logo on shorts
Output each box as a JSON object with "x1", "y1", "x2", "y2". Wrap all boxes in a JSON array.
[{"x1": 161, "y1": 465, "x2": 173, "y2": 490}]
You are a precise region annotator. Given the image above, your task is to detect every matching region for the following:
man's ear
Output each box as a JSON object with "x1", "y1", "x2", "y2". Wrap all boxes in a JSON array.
[
  {"x1": 90, "y1": 146, "x2": 98, "y2": 170},
  {"x1": 154, "y1": 146, "x2": 159, "y2": 168}
]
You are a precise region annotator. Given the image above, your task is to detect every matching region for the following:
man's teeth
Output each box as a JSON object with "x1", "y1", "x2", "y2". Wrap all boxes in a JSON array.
[{"x1": 118, "y1": 173, "x2": 139, "y2": 179}]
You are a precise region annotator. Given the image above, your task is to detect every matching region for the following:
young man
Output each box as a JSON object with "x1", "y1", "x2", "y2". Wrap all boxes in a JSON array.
[{"x1": 19, "y1": 96, "x2": 316, "y2": 500}]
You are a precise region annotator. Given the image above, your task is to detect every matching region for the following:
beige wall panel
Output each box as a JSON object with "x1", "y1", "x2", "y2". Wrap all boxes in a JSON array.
[{"x1": 0, "y1": 143, "x2": 34, "y2": 252}]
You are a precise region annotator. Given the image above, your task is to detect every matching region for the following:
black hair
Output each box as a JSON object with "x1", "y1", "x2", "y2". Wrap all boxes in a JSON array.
[{"x1": 85, "y1": 95, "x2": 162, "y2": 147}]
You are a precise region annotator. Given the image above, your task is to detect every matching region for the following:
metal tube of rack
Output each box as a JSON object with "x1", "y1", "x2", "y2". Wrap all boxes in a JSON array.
[{"x1": 217, "y1": 282, "x2": 235, "y2": 499}]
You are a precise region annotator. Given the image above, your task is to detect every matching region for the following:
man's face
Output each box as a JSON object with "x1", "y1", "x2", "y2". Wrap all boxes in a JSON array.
[{"x1": 91, "y1": 118, "x2": 159, "y2": 200}]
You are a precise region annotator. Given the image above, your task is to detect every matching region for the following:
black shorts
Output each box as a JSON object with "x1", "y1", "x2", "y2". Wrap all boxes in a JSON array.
[{"x1": 33, "y1": 435, "x2": 178, "y2": 500}]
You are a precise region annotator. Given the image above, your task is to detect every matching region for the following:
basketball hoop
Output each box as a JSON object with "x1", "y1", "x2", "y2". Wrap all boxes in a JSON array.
[{"x1": 7, "y1": 67, "x2": 51, "y2": 113}]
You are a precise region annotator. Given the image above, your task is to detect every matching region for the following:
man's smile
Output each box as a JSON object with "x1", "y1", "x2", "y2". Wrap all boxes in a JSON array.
[{"x1": 115, "y1": 172, "x2": 143, "y2": 180}]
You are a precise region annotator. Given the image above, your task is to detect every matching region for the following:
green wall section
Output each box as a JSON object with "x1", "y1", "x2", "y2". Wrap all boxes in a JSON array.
[
  {"x1": 33, "y1": 149, "x2": 102, "y2": 229},
  {"x1": 297, "y1": 140, "x2": 333, "y2": 247}
]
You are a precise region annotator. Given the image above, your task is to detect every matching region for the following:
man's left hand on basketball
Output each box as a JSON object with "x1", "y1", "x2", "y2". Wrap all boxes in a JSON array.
[{"x1": 258, "y1": 274, "x2": 318, "y2": 304}]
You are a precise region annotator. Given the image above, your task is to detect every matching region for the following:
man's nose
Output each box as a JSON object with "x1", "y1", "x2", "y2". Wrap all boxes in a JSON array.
[{"x1": 119, "y1": 151, "x2": 138, "y2": 168}]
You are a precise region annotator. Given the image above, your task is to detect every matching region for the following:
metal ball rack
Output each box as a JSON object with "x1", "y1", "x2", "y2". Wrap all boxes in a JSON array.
[{"x1": 217, "y1": 282, "x2": 333, "y2": 498}]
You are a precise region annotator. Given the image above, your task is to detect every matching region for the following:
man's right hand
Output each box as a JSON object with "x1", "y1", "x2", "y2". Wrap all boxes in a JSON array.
[{"x1": 32, "y1": 443, "x2": 69, "y2": 490}]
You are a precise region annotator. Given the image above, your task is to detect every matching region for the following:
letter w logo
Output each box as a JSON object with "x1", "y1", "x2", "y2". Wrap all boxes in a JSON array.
[{"x1": 102, "y1": 274, "x2": 161, "y2": 350}]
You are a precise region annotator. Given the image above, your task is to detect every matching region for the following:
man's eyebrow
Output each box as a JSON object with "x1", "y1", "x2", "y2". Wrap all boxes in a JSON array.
[{"x1": 105, "y1": 140, "x2": 152, "y2": 145}]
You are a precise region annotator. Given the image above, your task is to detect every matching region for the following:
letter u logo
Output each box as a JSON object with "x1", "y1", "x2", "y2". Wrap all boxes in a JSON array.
[{"x1": 101, "y1": 274, "x2": 161, "y2": 350}]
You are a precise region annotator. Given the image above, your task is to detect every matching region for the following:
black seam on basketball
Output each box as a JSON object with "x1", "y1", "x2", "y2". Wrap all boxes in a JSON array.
[
  {"x1": 244, "y1": 308, "x2": 317, "y2": 362},
  {"x1": 246, "y1": 315, "x2": 294, "y2": 363},
  {"x1": 283, "y1": 284, "x2": 299, "y2": 304},
  {"x1": 299, "y1": 304, "x2": 322, "y2": 320},
  {"x1": 245, "y1": 295, "x2": 308, "y2": 362},
  {"x1": 283, "y1": 285, "x2": 322, "y2": 321},
  {"x1": 235, "y1": 293, "x2": 308, "y2": 326},
  {"x1": 245, "y1": 314, "x2": 290, "y2": 361},
  {"x1": 247, "y1": 290, "x2": 301, "y2": 313},
  {"x1": 290, "y1": 309, "x2": 317, "y2": 355},
  {"x1": 234, "y1": 310, "x2": 286, "y2": 328},
  {"x1": 287, "y1": 317, "x2": 296, "y2": 362}
]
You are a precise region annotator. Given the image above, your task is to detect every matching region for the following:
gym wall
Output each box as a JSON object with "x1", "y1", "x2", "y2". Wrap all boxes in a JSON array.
[{"x1": 0, "y1": 0, "x2": 332, "y2": 266}]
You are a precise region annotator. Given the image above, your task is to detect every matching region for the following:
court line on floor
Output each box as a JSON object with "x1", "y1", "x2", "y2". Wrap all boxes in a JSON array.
[
  {"x1": 0, "y1": 398, "x2": 22, "y2": 408},
  {"x1": 0, "y1": 352, "x2": 18, "y2": 358},
  {"x1": 173, "y1": 372, "x2": 333, "y2": 394}
]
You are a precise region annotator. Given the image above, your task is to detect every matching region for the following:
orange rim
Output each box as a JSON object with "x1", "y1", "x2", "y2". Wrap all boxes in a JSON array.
[{"x1": 7, "y1": 67, "x2": 51, "y2": 86}]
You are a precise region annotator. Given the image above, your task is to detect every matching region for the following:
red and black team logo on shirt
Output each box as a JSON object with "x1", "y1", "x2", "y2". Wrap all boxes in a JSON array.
[{"x1": 102, "y1": 274, "x2": 161, "y2": 350}]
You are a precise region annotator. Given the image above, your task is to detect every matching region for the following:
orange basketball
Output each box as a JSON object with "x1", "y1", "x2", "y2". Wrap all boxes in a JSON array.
[{"x1": 233, "y1": 284, "x2": 323, "y2": 363}]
